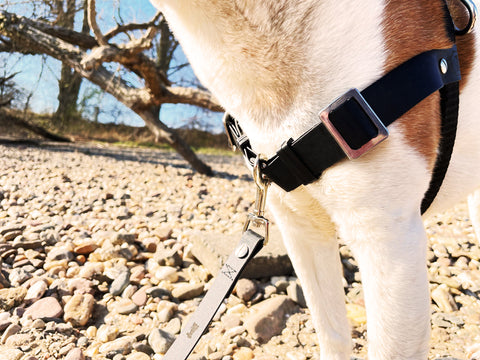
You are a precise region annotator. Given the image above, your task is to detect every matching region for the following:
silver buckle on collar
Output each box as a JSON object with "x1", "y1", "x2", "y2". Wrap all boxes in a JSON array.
[{"x1": 319, "y1": 88, "x2": 389, "y2": 160}]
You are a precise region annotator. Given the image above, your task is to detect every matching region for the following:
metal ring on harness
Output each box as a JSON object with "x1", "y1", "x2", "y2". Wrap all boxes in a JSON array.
[{"x1": 455, "y1": 0, "x2": 478, "y2": 35}]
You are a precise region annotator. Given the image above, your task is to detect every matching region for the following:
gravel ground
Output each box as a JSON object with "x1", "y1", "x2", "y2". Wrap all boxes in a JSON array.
[{"x1": 0, "y1": 142, "x2": 479, "y2": 360}]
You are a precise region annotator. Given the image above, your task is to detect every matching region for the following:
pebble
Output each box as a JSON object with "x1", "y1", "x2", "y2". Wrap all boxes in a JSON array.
[
  {"x1": 25, "y1": 280, "x2": 48, "y2": 301},
  {"x1": 64, "y1": 294, "x2": 95, "y2": 326},
  {"x1": 148, "y1": 328, "x2": 176, "y2": 354},
  {"x1": 99, "y1": 336, "x2": 136, "y2": 355},
  {"x1": 171, "y1": 283, "x2": 204, "y2": 300},
  {"x1": 0, "y1": 143, "x2": 477, "y2": 360},
  {"x1": 23, "y1": 296, "x2": 63, "y2": 320},
  {"x1": 245, "y1": 295, "x2": 298, "y2": 343},
  {"x1": 65, "y1": 348, "x2": 85, "y2": 360},
  {"x1": 0, "y1": 287, "x2": 27, "y2": 310},
  {"x1": 1, "y1": 323, "x2": 21, "y2": 344},
  {"x1": 110, "y1": 268, "x2": 131, "y2": 296},
  {"x1": 235, "y1": 279, "x2": 257, "y2": 303},
  {"x1": 97, "y1": 324, "x2": 119, "y2": 342},
  {"x1": 286, "y1": 282, "x2": 307, "y2": 308}
]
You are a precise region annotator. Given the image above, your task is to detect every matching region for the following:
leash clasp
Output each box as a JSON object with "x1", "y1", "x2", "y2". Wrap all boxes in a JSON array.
[{"x1": 243, "y1": 156, "x2": 270, "y2": 245}]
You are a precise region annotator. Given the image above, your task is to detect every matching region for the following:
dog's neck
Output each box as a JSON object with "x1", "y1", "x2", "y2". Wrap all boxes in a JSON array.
[{"x1": 151, "y1": 0, "x2": 452, "y2": 157}]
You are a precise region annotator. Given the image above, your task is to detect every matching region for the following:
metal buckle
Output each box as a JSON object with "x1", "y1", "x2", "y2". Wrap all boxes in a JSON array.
[{"x1": 319, "y1": 88, "x2": 389, "y2": 160}]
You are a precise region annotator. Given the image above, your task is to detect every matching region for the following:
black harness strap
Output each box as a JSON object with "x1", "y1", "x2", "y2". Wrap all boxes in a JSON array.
[
  {"x1": 225, "y1": 46, "x2": 461, "y2": 213},
  {"x1": 421, "y1": 81, "x2": 460, "y2": 214}
]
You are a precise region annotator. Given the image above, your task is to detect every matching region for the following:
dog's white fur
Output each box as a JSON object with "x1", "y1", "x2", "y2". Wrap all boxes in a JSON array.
[{"x1": 150, "y1": 1, "x2": 480, "y2": 358}]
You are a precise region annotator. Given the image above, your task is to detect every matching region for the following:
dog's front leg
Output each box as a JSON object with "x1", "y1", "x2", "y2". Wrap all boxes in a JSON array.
[
  {"x1": 268, "y1": 191, "x2": 352, "y2": 360},
  {"x1": 341, "y1": 211, "x2": 430, "y2": 360}
]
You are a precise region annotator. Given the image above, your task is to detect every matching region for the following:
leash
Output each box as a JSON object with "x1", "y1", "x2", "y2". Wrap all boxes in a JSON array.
[{"x1": 162, "y1": 158, "x2": 270, "y2": 360}]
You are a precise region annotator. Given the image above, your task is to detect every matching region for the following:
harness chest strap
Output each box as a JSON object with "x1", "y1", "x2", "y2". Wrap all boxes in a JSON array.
[{"x1": 224, "y1": 45, "x2": 461, "y2": 213}]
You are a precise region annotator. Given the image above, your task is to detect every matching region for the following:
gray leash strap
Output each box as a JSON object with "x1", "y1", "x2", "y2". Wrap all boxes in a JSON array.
[{"x1": 162, "y1": 229, "x2": 265, "y2": 360}]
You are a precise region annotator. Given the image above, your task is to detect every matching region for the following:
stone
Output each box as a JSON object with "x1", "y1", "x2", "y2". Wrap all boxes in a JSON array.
[
  {"x1": 131, "y1": 287, "x2": 148, "y2": 307},
  {"x1": 0, "y1": 347, "x2": 23, "y2": 360},
  {"x1": 171, "y1": 283, "x2": 204, "y2": 300},
  {"x1": 146, "y1": 286, "x2": 170, "y2": 299},
  {"x1": 97, "y1": 324, "x2": 119, "y2": 342},
  {"x1": 189, "y1": 228, "x2": 293, "y2": 279},
  {"x1": 156, "y1": 301, "x2": 177, "y2": 323},
  {"x1": 114, "y1": 299, "x2": 138, "y2": 315},
  {"x1": 286, "y1": 282, "x2": 307, "y2": 308},
  {"x1": 126, "y1": 353, "x2": 151, "y2": 360},
  {"x1": 74, "y1": 242, "x2": 99, "y2": 255},
  {"x1": 0, "y1": 287, "x2": 27, "y2": 310},
  {"x1": 109, "y1": 268, "x2": 131, "y2": 296},
  {"x1": 154, "y1": 266, "x2": 179, "y2": 282},
  {"x1": 233, "y1": 347, "x2": 254, "y2": 360},
  {"x1": 47, "y1": 246, "x2": 74, "y2": 261},
  {"x1": 235, "y1": 279, "x2": 257, "y2": 302},
  {"x1": 5, "y1": 333, "x2": 35, "y2": 347},
  {"x1": 23, "y1": 297, "x2": 63, "y2": 320},
  {"x1": 431, "y1": 284, "x2": 458, "y2": 313},
  {"x1": 25, "y1": 280, "x2": 48, "y2": 300},
  {"x1": 244, "y1": 295, "x2": 298, "y2": 343},
  {"x1": 164, "y1": 317, "x2": 182, "y2": 334},
  {"x1": 99, "y1": 336, "x2": 136, "y2": 355},
  {"x1": 8, "y1": 267, "x2": 32, "y2": 286},
  {"x1": 1, "y1": 323, "x2": 21, "y2": 344},
  {"x1": 65, "y1": 348, "x2": 85, "y2": 360},
  {"x1": 69, "y1": 278, "x2": 94, "y2": 295},
  {"x1": 12, "y1": 236, "x2": 42, "y2": 250},
  {"x1": 155, "y1": 248, "x2": 182, "y2": 267},
  {"x1": 148, "y1": 328, "x2": 176, "y2": 354},
  {"x1": 64, "y1": 294, "x2": 95, "y2": 326}
]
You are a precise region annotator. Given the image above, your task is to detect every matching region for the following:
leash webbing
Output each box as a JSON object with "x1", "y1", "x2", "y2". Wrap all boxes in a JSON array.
[{"x1": 162, "y1": 229, "x2": 265, "y2": 360}]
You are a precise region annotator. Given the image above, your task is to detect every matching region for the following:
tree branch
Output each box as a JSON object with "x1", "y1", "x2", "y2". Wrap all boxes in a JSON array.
[
  {"x1": 0, "y1": 10, "x2": 222, "y2": 113},
  {"x1": 86, "y1": 0, "x2": 108, "y2": 46}
]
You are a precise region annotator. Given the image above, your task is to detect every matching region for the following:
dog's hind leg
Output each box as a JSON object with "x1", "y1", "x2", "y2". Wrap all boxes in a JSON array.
[
  {"x1": 467, "y1": 189, "x2": 480, "y2": 241},
  {"x1": 269, "y1": 194, "x2": 351, "y2": 360}
]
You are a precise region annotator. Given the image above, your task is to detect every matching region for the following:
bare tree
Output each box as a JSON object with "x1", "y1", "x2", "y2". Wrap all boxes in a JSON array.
[{"x1": 0, "y1": 1, "x2": 222, "y2": 175}]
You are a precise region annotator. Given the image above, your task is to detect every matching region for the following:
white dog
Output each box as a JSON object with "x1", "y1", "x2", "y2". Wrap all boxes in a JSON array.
[{"x1": 150, "y1": 0, "x2": 480, "y2": 359}]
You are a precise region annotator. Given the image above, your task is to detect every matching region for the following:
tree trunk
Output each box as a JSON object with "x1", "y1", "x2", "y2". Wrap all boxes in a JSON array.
[
  {"x1": 55, "y1": 65, "x2": 82, "y2": 123},
  {"x1": 140, "y1": 107, "x2": 213, "y2": 176},
  {"x1": 54, "y1": 0, "x2": 86, "y2": 124}
]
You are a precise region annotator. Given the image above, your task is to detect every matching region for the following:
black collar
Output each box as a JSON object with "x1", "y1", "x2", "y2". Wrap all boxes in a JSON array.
[{"x1": 224, "y1": 45, "x2": 461, "y2": 196}]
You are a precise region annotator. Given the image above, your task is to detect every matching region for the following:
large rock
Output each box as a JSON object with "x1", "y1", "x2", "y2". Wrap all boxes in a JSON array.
[
  {"x1": 189, "y1": 227, "x2": 293, "y2": 279},
  {"x1": 244, "y1": 295, "x2": 298, "y2": 343}
]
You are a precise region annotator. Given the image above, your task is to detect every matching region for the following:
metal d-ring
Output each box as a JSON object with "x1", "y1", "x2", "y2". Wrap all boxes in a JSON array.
[{"x1": 455, "y1": 0, "x2": 477, "y2": 35}]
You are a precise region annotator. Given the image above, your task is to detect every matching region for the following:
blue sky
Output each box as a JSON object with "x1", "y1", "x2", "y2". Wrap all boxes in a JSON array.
[{"x1": 1, "y1": 0, "x2": 223, "y2": 132}]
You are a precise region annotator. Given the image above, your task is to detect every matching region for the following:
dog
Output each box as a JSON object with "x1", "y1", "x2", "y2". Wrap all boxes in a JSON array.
[{"x1": 150, "y1": 0, "x2": 480, "y2": 359}]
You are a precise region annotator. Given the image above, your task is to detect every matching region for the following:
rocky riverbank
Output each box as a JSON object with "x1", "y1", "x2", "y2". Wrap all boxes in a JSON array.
[{"x1": 0, "y1": 142, "x2": 479, "y2": 360}]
